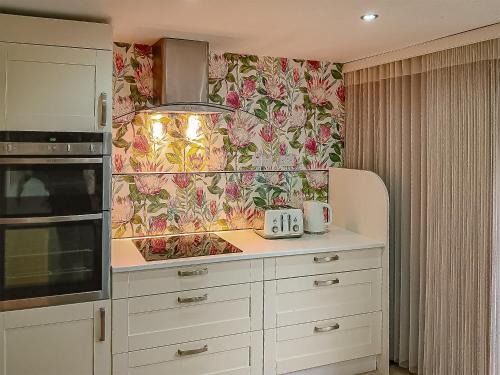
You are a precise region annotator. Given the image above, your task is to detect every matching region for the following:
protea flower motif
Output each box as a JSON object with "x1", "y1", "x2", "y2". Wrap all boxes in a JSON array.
[
  {"x1": 196, "y1": 187, "x2": 205, "y2": 208},
  {"x1": 265, "y1": 76, "x2": 285, "y2": 100},
  {"x1": 149, "y1": 216, "x2": 168, "y2": 235},
  {"x1": 227, "y1": 206, "x2": 254, "y2": 229},
  {"x1": 289, "y1": 190, "x2": 306, "y2": 209},
  {"x1": 240, "y1": 79, "x2": 256, "y2": 99},
  {"x1": 113, "y1": 52, "x2": 125, "y2": 76},
  {"x1": 307, "y1": 60, "x2": 321, "y2": 71},
  {"x1": 173, "y1": 173, "x2": 192, "y2": 189},
  {"x1": 112, "y1": 196, "x2": 134, "y2": 224},
  {"x1": 305, "y1": 162, "x2": 328, "y2": 189},
  {"x1": 134, "y1": 162, "x2": 168, "y2": 196},
  {"x1": 336, "y1": 84, "x2": 345, "y2": 103},
  {"x1": 266, "y1": 172, "x2": 284, "y2": 186},
  {"x1": 113, "y1": 153, "x2": 124, "y2": 173},
  {"x1": 177, "y1": 213, "x2": 201, "y2": 234},
  {"x1": 279, "y1": 58, "x2": 288, "y2": 73},
  {"x1": 134, "y1": 44, "x2": 152, "y2": 58},
  {"x1": 225, "y1": 181, "x2": 241, "y2": 200},
  {"x1": 319, "y1": 124, "x2": 332, "y2": 144},
  {"x1": 209, "y1": 54, "x2": 228, "y2": 80},
  {"x1": 289, "y1": 105, "x2": 307, "y2": 128},
  {"x1": 293, "y1": 67, "x2": 300, "y2": 85},
  {"x1": 209, "y1": 200, "x2": 218, "y2": 217},
  {"x1": 226, "y1": 91, "x2": 241, "y2": 109},
  {"x1": 240, "y1": 171, "x2": 256, "y2": 187},
  {"x1": 113, "y1": 96, "x2": 135, "y2": 124},
  {"x1": 273, "y1": 110, "x2": 287, "y2": 128},
  {"x1": 187, "y1": 152, "x2": 205, "y2": 171},
  {"x1": 307, "y1": 74, "x2": 333, "y2": 106},
  {"x1": 273, "y1": 196, "x2": 287, "y2": 206},
  {"x1": 305, "y1": 137, "x2": 319, "y2": 155},
  {"x1": 134, "y1": 61, "x2": 153, "y2": 98},
  {"x1": 132, "y1": 134, "x2": 150, "y2": 154},
  {"x1": 227, "y1": 111, "x2": 257, "y2": 148},
  {"x1": 260, "y1": 125, "x2": 274, "y2": 143},
  {"x1": 207, "y1": 147, "x2": 227, "y2": 170},
  {"x1": 279, "y1": 142, "x2": 287, "y2": 156}
]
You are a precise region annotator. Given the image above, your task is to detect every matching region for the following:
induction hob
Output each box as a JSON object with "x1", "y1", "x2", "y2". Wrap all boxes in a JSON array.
[{"x1": 133, "y1": 233, "x2": 243, "y2": 262}]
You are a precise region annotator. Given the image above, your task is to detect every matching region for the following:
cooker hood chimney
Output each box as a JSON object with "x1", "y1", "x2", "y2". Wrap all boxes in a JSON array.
[{"x1": 152, "y1": 38, "x2": 229, "y2": 113}]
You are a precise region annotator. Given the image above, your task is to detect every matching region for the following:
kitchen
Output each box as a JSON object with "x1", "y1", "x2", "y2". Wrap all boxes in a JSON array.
[{"x1": 0, "y1": 2, "x2": 499, "y2": 375}]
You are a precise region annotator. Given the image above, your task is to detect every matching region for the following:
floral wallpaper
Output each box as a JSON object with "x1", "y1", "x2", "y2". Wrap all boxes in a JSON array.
[{"x1": 111, "y1": 43, "x2": 344, "y2": 239}]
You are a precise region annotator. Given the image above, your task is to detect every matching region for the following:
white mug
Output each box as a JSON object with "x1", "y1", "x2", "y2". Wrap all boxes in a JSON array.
[{"x1": 303, "y1": 200, "x2": 332, "y2": 234}]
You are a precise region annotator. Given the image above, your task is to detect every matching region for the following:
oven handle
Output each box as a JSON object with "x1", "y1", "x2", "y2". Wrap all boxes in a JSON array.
[
  {"x1": 0, "y1": 213, "x2": 103, "y2": 225},
  {"x1": 0, "y1": 158, "x2": 103, "y2": 164}
]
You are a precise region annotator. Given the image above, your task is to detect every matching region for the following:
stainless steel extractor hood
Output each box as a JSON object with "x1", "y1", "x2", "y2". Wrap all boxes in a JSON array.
[{"x1": 151, "y1": 38, "x2": 231, "y2": 114}]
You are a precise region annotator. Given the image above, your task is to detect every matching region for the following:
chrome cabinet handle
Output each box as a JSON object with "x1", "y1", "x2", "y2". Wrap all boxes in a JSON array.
[
  {"x1": 313, "y1": 255, "x2": 339, "y2": 263},
  {"x1": 314, "y1": 278, "x2": 339, "y2": 287},
  {"x1": 178, "y1": 268, "x2": 208, "y2": 277},
  {"x1": 177, "y1": 345, "x2": 208, "y2": 356},
  {"x1": 99, "y1": 307, "x2": 106, "y2": 342},
  {"x1": 100, "y1": 92, "x2": 108, "y2": 128},
  {"x1": 178, "y1": 294, "x2": 208, "y2": 304},
  {"x1": 314, "y1": 323, "x2": 340, "y2": 333}
]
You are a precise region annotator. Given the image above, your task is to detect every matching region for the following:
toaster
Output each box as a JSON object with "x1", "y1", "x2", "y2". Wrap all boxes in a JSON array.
[{"x1": 253, "y1": 205, "x2": 304, "y2": 239}]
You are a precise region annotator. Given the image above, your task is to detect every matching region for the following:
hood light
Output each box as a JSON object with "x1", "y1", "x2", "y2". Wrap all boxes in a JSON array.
[{"x1": 361, "y1": 13, "x2": 379, "y2": 22}]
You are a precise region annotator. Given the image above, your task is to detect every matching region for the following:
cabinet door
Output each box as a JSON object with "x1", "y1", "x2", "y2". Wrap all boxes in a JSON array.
[
  {"x1": 1, "y1": 44, "x2": 111, "y2": 132},
  {"x1": 0, "y1": 301, "x2": 111, "y2": 375}
]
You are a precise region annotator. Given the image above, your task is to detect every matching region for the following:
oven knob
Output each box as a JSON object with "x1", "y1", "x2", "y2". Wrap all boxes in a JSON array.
[
  {"x1": 272, "y1": 226, "x2": 279, "y2": 233},
  {"x1": 293, "y1": 224, "x2": 300, "y2": 232}
]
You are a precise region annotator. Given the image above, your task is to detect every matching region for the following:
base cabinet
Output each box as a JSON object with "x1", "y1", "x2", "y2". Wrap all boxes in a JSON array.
[{"x1": 0, "y1": 301, "x2": 111, "y2": 375}]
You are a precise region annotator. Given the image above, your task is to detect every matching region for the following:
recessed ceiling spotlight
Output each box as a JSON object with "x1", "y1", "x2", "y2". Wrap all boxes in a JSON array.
[{"x1": 361, "y1": 13, "x2": 379, "y2": 22}]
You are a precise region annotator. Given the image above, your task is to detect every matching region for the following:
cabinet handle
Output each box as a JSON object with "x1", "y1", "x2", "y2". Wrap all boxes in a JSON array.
[
  {"x1": 178, "y1": 294, "x2": 208, "y2": 304},
  {"x1": 100, "y1": 92, "x2": 108, "y2": 128},
  {"x1": 314, "y1": 323, "x2": 340, "y2": 333},
  {"x1": 314, "y1": 278, "x2": 339, "y2": 287},
  {"x1": 177, "y1": 345, "x2": 208, "y2": 356},
  {"x1": 313, "y1": 255, "x2": 339, "y2": 263},
  {"x1": 178, "y1": 267, "x2": 208, "y2": 277},
  {"x1": 99, "y1": 307, "x2": 106, "y2": 342}
]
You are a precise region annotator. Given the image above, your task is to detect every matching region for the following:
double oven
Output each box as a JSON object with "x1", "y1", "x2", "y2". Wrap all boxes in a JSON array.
[{"x1": 0, "y1": 132, "x2": 111, "y2": 310}]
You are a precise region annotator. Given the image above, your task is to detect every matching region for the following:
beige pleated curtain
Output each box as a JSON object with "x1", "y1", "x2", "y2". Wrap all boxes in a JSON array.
[{"x1": 344, "y1": 39, "x2": 500, "y2": 374}]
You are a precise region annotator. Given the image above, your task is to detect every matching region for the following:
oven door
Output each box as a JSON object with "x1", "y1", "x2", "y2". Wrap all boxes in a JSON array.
[
  {"x1": 0, "y1": 157, "x2": 111, "y2": 217},
  {"x1": 0, "y1": 213, "x2": 110, "y2": 310}
]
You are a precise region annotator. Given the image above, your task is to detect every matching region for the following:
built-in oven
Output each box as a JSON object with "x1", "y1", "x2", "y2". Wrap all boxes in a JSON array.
[{"x1": 0, "y1": 132, "x2": 111, "y2": 311}]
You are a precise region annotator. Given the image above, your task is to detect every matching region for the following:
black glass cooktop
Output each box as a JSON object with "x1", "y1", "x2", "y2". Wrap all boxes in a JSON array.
[{"x1": 133, "y1": 233, "x2": 243, "y2": 262}]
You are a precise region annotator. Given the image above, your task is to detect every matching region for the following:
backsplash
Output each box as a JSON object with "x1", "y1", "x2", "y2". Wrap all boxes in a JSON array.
[{"x1": 111, "y1": 43, "x2": 344, "y2": 238}]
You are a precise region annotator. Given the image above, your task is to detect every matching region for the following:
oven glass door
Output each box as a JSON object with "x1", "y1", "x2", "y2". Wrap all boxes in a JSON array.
[
  {"x1": 0, "y1": 215, "x2": 104, "y2": 301},
  {"x1": 0, "y1": 157, "x2": 107, "y2": 217}
]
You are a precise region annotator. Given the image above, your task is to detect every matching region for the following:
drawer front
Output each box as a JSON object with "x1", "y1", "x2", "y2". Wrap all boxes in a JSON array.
[
  {"x1": 127, "y1": 260, "x2": 253, "y2": 297},
  {"x1": 274, "y1": 312, "x2": 382, "y2": 374},
  {"x1": 113, "y1": 283, "x2": 263, "y2": 353},
  {"x1": 113, "y1": 331, "x2": 263, "y2": 375},
  {"x1": 266, "y1": 269, "x2": 382, "y2": 327},
  {"x1": 274, "y1": 248, "x2": 382, "y2": 279}
]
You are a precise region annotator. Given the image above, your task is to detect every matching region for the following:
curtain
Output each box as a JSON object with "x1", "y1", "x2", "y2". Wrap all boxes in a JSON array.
[{"x1": 344, "y1": 39, "x2": 500, "y2": 374}]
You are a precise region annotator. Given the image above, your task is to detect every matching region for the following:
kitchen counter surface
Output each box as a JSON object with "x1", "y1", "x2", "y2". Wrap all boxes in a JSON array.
[{"x1": 111, "y1": 226, "x2": 384, "y2": 273}]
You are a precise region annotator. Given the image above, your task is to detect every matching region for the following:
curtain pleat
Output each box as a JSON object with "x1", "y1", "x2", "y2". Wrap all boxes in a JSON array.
[{"x1": 344, "y1": 39, "x2": 500, "y2": 375}]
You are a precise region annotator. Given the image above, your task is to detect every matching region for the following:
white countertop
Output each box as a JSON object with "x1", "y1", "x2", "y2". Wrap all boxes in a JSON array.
[{"x1": 111, "y1": 226, "x2": 385, "y2": 273}]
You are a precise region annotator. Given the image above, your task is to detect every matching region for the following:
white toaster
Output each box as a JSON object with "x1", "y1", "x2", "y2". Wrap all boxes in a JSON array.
[{"x1": 254, "y1": 205, "x2": 304, "y2": 239}]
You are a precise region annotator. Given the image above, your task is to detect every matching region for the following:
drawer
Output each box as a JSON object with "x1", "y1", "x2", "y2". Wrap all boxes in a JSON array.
[
  {"x1": 272, "y1": 248, "x2": 382, "y2": 279},
  {"x1": 113, "y1": 282, "x2": 263, "y2": 353},
  {"x1": 267, "y1": 312, "x2": 382, "y2": 374},
  {"x1": 115, "y1": 260, "x2": 258, "y2": 298},
  {"x1": 264, "y1": 269, "x2": 382, "y2": 328},
  {"x1": 113, "y1": 331, "x2": 263, "y2": 375}
]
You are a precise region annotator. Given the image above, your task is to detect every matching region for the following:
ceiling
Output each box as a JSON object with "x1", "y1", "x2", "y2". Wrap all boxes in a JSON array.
[{"x1": 1, "y1": 0, "x2": 499, "y2": 62}]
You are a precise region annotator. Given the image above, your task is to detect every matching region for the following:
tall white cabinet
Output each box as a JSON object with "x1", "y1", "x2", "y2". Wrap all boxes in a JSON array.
[{"x1": 0, "y1": 14, "x2": 112, "y2": 133}]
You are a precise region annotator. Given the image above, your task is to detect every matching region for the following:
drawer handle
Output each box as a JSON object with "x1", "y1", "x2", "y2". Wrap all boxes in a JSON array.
[
  {"x1": 178, "y1": 294, "x2": 208, "y2": 304},
  {"x1": 314, "y1": 278, "x2": 339, "y2": 287},
  {"x1": 178, "y1": 267, "x2": 208, "y2": 277},
  {"x1": 177, "y1": 345, "x2": 208, "y2": 356},
  {"x1": 313, "y1": 255, "x2": 339, "y2": 263},
  {"x1": 314, "y1": 323, "x2": 340, "y2": 333}
]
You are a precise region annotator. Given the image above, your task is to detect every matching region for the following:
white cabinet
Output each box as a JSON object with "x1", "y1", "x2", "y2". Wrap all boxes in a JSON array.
[
  {"x1": 0, "y1": 300, "x2": 111, "y2": 375},
  {"x1": 0, "y1": 43, "x2": 111, "y2": 133}
]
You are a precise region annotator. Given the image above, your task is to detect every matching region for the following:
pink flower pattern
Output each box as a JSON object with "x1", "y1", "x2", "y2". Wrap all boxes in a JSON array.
[{"x1": 111, "y1": 43, "x2": 343, "y2": 238}]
